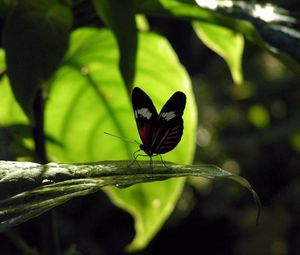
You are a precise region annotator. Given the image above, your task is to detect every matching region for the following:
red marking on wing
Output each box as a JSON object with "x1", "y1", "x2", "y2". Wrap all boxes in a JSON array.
[
  {"x1": 138, "y1": 122, "x2": 153, "y2": 147},
  {"x1": 151, "y1": 118, "x2": 183, "y2": 154}
]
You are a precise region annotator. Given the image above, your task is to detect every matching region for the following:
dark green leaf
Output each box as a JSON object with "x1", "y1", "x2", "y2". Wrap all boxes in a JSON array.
[
  {"x1": 3, "y1": 0, "x2": 72, "y2": 118},
  {"x1": 93, "y1": 0, "x2": 137, "y2": 88}
]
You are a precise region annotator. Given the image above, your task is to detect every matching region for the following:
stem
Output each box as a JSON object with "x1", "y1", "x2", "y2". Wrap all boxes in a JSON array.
[
  {"x1": 32, "y1": 88, "x2": 47, "y2": 164},
  {"x1": 32, "y1": 88, "x2": 60, "y2": 255}
]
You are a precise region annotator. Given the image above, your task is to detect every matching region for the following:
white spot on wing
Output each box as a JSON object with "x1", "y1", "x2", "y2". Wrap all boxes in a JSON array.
[
  {"x1": 135, "y1": 108, "x2": 152, "y2": 119},
  {"x1": 161, "y1": 111, "x2": 176, "y2": 121}
]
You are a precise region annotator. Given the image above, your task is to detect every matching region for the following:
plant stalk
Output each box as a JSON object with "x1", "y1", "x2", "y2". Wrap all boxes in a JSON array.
[{"x1": 32, "y1": 88, "x2": 60, "y2": 255}]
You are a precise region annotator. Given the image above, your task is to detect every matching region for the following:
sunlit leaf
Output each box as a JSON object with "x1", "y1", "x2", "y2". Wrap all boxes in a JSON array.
[
  {"x1": 44, "y1": 28, "x2": 197, "y2": 251},
  {"x1": 0, "y1": 50, "x2": 33, "y2": 157},
  {"x1": 0, "y1": 77, "x2": 29, "y2": 127},
  {"x1": 193, "y1": 22, "x2": 244, "y2": 85},
  {"x1": 0, "y1": 26, "x2": 197, "y2": 250}
]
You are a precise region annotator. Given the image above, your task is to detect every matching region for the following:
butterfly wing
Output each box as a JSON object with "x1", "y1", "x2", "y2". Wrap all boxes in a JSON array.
[
  {"x1": 132, "y1": 87, "x2": 158, "y2": 147},
  {"x1": 151, "y1": 117, "x2": 184, "y2": 154},
  {"x1": 159, "y1": 91, "x2": 186, "y2": 119},
  {"x1": 151, "y1": 91, "x2": 186, "y2": 154}
]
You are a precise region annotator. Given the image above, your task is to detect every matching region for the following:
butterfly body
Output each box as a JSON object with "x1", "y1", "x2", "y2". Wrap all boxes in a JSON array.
[{"x1": 132, "y1": 87, "x2": 186, "y2": 159}]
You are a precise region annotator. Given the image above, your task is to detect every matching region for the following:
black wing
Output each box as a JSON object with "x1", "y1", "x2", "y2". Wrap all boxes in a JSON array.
[
  {"x1": 159, "y1": 91, "x2": 186, "y2": 120},
  {"x1": 151, "y1": 117, "x2": 184, "y2": 154},
  {"x1": 131, "y1": 87, "x2": 158, "y2": 147},
  {"x1": 151, "y1": 91, "x2": 186, "y2": 154}
]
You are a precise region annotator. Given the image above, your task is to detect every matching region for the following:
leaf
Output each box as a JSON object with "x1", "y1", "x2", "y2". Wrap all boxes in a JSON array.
[
  {"x1": 0, "y1": 160, "x2": 261, "y2": 232},
  {"x1": 0, "y1": 27, "x2": 197, "y2": 250},
  {"x1": 0, "y1": 49, "x2": 31, "y2": 146},
  {"x1": 228, "y1": 175, "x2": 261, "y2": 226},
  {"x1": 0, "y1": 50, "x2": 34, "y2": 157},
  {"x1": 0, "y1": 77, "x2": 30, "y2": 127},
  {"x1": 193, "y1": 22, "x2": 244, "y2": 85},
  {"x1": 44, "y1": 28, "x2": 197, "y2": 251},
  {"x1": 2, "y1": 0, "x2": 72, "y2": 118},
  {"x1": 93, "y1": 0, "x2": 137, "y2": 87},
  {"x1": 137, "y1": 0, "x2": 300, "y2": 72}
]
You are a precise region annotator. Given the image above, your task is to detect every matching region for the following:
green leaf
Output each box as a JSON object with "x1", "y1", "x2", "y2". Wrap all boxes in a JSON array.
[
  {"x1": 2, "y1": 0, "x2": 72, "y2": 118},
  {"x1": 0, "y1": 50, "x2": 32, "y2": 156},
  {"x1": 0, "y1": 51, "x2": 33, "y2": 158},
  {"x1": 0, "y1": 160, "x2": 261, "y2": 232},
  {"x1": 0, "y1": 27, "x2": 196, "y2": 250},
  {"x1": 93, "y1": 0, "x2": 137, "y2": 87},
  {"x1": 44, "y1": 28, "x2": 197, "y2": 251},
  {"x1": 0, "y1": 49, "x2": 6, "y2": 73},
  {"x1": 193, "y1": 0, "x2": 300, "y2": 72},
  {"x1": 228, "y1": 175, "x2": 261, "y2": 226},
  {"x1": 0, "y1": 70, "x2": 29, "y2": 127},
  {"x1": 193, "y1": 22, "x2": 244, "y2": 85},
  {"x1": 137, "y1": 0, "x2": 300, "y2": 72}
]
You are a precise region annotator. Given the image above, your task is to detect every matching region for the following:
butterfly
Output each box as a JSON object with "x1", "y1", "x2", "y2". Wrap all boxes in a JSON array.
[{"x1": 131, "y1": 87, "x2": 186, "y2": 163}]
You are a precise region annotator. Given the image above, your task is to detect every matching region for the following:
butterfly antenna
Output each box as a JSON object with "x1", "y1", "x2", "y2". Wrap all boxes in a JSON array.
[{"x1": 104, "y1": 132, "x2": 140, "y2": 145}]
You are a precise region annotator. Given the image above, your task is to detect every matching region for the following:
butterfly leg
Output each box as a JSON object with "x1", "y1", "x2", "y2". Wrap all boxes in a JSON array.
[
  {"x1": 133, "y1": 149, "x2": 141, "y2": 160},
  {"x1": 150, "y1": 156, "x2": 153, "y2": 170},
  {"x1": 159, "y1": 155, "x2": 171, "y2": 169},
  {"x1": 127, "y1": 149, "x2": 142, "y2": 168}
]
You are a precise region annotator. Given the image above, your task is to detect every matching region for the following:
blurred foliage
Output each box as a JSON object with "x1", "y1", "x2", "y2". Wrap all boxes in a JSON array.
[
  {"x1": 0, "y1": 0, "x2": 300, "y2": 255},
  {"x1": 192, "y1": 34, "x2": 300, "y2": 255}
]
